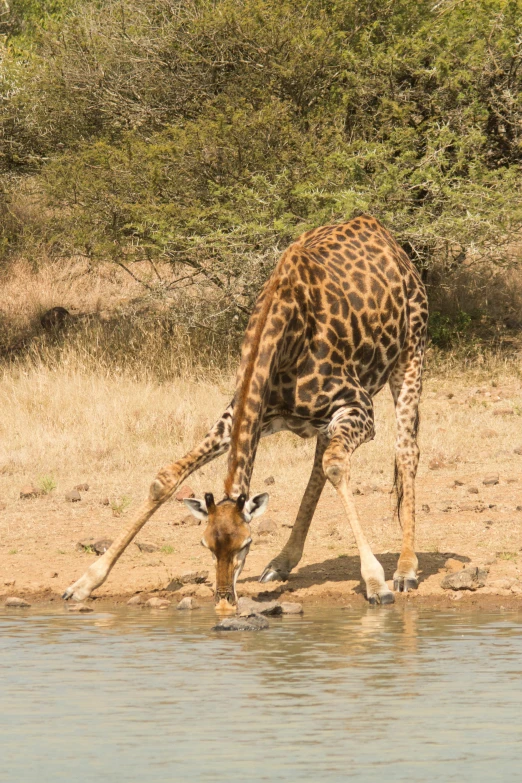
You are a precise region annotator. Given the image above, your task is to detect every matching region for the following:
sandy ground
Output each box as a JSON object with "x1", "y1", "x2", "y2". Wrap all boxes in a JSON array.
[{"x1": 1, "y1": 373, "x2": 522, "y2": 610}]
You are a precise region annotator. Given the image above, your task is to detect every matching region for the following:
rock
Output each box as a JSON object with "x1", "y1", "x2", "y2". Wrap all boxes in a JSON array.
[
  {"x1": 165, "y1": 578, "x2": 183, "y2": 592},
  {"x1": 514, "y1": 446, "x2": 522, "y2": 455},
  {"x1": 65, "y1": 489, "x2": 82, "y2": 502},
  {"x1": 5, "y1": 596, "x2": 31, "y2": 607},
  {"x1": 481, "y1": 429, "x2": 498, "y2": 438},
  {"x1": 237, "y1": 597, "x2": 281, "y2": 615},
  {"x1": 0, "y1": 501, "x2": 6, "y2": 511},
  {"x1": 3, "y1": 579, "x2": 15, "y2": 587},
  {"x1": 74, "y1": 483, "x2": 90, "y2": 492},
  {"x1": 40, "y1": 306, "x2": 70, "y2": 331},
  {"x1": 135, "y1": 541, "x2": 161, "y2": 553},
  {"x1": 429, "y1": 458, "x2": 444, "y2": 470},
  {"x1": 453, "y1": 480, "x2": 464, "y2": 487},
  {"x1": 178, "y1": 584, "x2": 198, "y2": 597},
  {"x1": 492, "y1": 407, "x2": 514, "y2": 416},
  {"x1": 180, "y1": 570, "x2": 209, "y2": 585},
  {"x1": 444, "y1": 558, "x2": 465, "y2": 573},
  {"x1": 127, "y1": 594, "x2": 143, "y2": 605},
  {"x1": 145, "y1": 597, "x2": 171, "y2": 609},
  {"x1": 467, "y1": 487, "x2": 479, "y2": 494},
  {"x1": 257, "y1": 518, "x2": 278, "y2": 536},
  {"x1": 483, "y1": 474, "x2": 499, "y2": 486},
  {"x1": 101, "y1": 497, "x2": 110, "y2": 506},
  {"x1": 213, "y1": 614, "x2": 269, "y2": 631},
  {"x1": 237, "y1": 597, "x2": 257, "y2": 616},
  {"x1": 264, "y1": 476, "x2": 275, "y2": 485},
  {"x1": 280, "y1": 601, "x2": 303, "y2": 614},
  {"x1": 458, "y1": 501, "x2": 484, "y2": 512},
  {"x1": 67, "y1": 603, "x2": 93, "y2": 613},
  {"x1": 20, "y1": 484, "x2": 42, "y2": 499},
  {"x1": 195, "y1": 584, "x2": 213, "y2": 599},
  {"x1": 175, "y1": 485, "x2": 195, "y2": 501},
  {"x1": 76, "y1": 539, "x2": 95, "y2": 552},
  {"x1": 421, "y1": 504, "x2": 431, "y2": 513},
  {"x1": 177, "y1": 597, "x2": 199, "y2": 610},
  {"x1": 173, "y1": 514, "x2": 201, "y2": 527},
  {"x1": 441, "y1": 567, "x2": 488, "y2": 591},
  {"x1": 510, "y1": 583, "x2": 522, "y2": 596},
  {"x1": 46, "y1": 571, "x2": 58, "y2": 579},
  {"x1": 92, "y1": 539, "x2": 112, "y2": 555},
  {"x1": 258, "y1": 601, "x2": 283, "y2": 616}
]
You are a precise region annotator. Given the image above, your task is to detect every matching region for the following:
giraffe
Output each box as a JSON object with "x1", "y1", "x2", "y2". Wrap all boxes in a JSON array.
[{"x1": 63, "y1": 214, "x2": 428, "y2": 612}]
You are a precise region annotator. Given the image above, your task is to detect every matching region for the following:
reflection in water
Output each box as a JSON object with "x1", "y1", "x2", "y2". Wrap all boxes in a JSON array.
[{"x1": 1, "y1": 605, "x2": 521, "y2": 782}]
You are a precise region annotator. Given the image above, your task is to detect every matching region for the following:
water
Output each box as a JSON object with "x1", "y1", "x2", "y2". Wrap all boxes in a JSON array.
[{"x1": 1, "y1": 605, "x2": 521, "y2": 783}]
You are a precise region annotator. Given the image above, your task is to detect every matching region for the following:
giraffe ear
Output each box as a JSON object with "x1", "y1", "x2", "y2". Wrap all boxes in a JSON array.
[
  {"x1": 183, "y1": 497, "x2": 208, "y2": 521},
  {"x1": 245, "y1": 493, "x2": 269, "y2": 518}
]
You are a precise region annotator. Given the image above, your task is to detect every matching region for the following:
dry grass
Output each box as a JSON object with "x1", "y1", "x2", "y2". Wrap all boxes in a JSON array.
[
  {"x1": 1, "y1": 349, "x2": 521, "y2": 506},
  {"x1": 429, "y1": 261, "x2": 522, "y2": 322},
  {"x1": 1, "y1": 246, "x2": 522, "y2": 504}
]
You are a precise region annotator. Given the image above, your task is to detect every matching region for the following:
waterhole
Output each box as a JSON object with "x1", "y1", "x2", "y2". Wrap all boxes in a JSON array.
[{"x1": 1, "y1": 605, "x2": 521, "y2": 782}]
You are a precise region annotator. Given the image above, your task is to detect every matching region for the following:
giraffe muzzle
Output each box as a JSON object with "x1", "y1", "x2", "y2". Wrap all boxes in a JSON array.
[{"x1": 215, "y1": 588, "x2": 236, "y2": 615}]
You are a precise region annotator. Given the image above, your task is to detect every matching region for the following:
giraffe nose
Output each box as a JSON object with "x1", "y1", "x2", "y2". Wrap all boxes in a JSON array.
[{"x1": 215, "y1": 589, "x2": 236, "y2": 614}]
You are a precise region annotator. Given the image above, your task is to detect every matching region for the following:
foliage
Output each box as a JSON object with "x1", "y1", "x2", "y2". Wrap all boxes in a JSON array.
[
  {"x1": 428, "y1": 310, "x2": 473, "y2": 348},
  {"x1": 38, "y1": 473, "x2": 57, "y2": 494},
  {"x1": 2, "y1": 0, "x2": 522, "y2": 328}
]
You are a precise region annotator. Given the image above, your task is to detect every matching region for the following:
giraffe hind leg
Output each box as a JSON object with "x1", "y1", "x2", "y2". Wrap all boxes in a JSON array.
[{"x1": 389, "y1": 345, "x2": 424, "y2": 594}]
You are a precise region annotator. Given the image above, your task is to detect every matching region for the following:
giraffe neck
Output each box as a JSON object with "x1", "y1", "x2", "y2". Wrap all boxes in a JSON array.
[{"x1": 224, "y1": 273, "x2": 287, "y2": 499}]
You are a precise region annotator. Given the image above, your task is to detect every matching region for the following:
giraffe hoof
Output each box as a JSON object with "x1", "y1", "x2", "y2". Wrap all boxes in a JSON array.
[
  {"x1": 368, "y1": 591, "x2": 395, "y2": 605},
  {"x1": 394, "y1": 577, "x2": 418, "y2": 593},
  {"x1": 259, "y1": 567, "x2": 288, "y2": 584}
]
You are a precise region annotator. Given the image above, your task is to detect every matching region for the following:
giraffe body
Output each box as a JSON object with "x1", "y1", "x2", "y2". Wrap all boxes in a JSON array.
[{"x1": 63, "y1": 215, "x2": 428, "y2": 609}]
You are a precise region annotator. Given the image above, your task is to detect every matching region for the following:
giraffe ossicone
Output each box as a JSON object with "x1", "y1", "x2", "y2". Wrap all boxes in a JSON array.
[{"x1": 63, "y1": 215, "x2": 428, "y2": 611}]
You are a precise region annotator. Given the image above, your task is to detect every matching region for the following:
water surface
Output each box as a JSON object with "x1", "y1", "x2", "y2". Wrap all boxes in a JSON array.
[{"x1": 1, "y1": 604, "x2": 521, "y2": 782}]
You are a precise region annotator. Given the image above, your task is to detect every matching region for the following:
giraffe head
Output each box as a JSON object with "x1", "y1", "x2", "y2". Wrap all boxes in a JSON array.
[{"x1": 184, "y1": 492, "x2": 269, "y2": 613}]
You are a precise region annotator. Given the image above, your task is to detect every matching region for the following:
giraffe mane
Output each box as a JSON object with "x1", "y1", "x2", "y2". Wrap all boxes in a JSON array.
[{"x1": 224, "y1": 264, "x2": 284, "y2": 497}]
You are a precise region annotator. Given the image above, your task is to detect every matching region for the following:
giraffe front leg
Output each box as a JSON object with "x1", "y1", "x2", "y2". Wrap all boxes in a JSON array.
[
  {"x1": 260, "y1": 435, "x2": 327, "y2": 583},
  {"x1": 62, "y1": 406, "x2": 233, "y2": 601},
  {"x1": 324, "y1": 405, "x2": 394, "y2": 605}
]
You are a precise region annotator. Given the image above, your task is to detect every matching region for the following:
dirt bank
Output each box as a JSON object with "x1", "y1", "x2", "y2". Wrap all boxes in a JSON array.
[{"x1": 1, "y1": 374, "x2": 521, "y2": 610}]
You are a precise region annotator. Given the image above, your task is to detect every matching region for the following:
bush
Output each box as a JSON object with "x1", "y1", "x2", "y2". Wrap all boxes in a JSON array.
[{"x1": 1, "y1": 0, "x2": 522, "y2": 333}]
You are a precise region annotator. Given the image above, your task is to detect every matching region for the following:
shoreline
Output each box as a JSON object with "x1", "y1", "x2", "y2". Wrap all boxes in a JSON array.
[{"x1": 2, "y1": 587, "x2": 521, "y2": 612}]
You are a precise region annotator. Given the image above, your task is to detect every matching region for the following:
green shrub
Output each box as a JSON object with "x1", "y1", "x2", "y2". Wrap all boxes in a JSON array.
[
  {"x1": 1, "y1": 0, "x2": 522, "y2": 335},
  {"x1": 428, "y1": 310, "x2": 473, "y2": 348}
]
